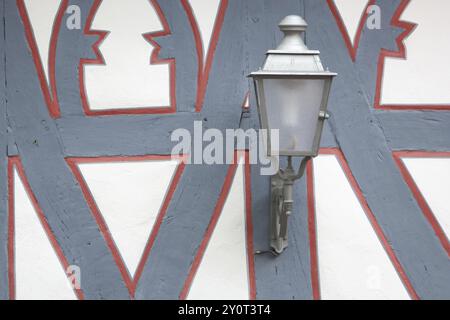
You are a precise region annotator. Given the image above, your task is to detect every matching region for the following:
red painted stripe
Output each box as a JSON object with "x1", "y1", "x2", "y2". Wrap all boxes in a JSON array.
[
  {"x1": 181, "y1": 0, "x2": 228, "y2": 112},
  {"x1": 394, "y1": 151, "x2": 450, "y2": 159},
  {"x1": 393, "y1": 152, "x2": 450, "y2": 256},
  {"x1": 242, "y1": 91, "x2": 250, "y2": 110},
  {"x1": 8, "y1": 157, "x2": 85, "y2": 300},
  {"x1": 306, "y1": 159, "x2": 321, "y2": 300},
  {"x1": 16, "y1": 0, "x2": 68, "y2": 118},
  {"x1": 7, "y1": 159, "x2": 15, "y2": 300},
  {"x1": 47, "y1": 0, "x2": 67, "y2": 117},
  {"x1": 318, "y1": 148, "x2": 419, "y2": 299},
  {"x1": 66, "y1": 154, "x2": 186, "y2": 298},
  {"x1": 327, "y1": 0, "x2": 376, "y2": 62},
  {"x1": 69, "y1": 154, "x2": 186, "y2": 165},
  {"x1": 79, "y1": 0, "x2": 176, "y2": 116},
  {"x1": 180, "y1": 0, "x2": 203, "y2": 112},
  {"x1": 244, "y1": 152, "x2": 256, "y2": 300}
]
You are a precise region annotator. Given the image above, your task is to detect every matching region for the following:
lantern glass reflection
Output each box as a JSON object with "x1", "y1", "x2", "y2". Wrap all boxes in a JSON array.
[{"x1": 261, "y1": 78, "x2": 325, "y2": 155}]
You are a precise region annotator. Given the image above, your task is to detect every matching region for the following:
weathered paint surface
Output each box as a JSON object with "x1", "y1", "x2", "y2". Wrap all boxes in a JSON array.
[{"x1": 1, "y1": 0, "x2": 449, "y2": 299}]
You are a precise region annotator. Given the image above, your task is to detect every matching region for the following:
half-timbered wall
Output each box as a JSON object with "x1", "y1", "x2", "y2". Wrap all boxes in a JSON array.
[{"x1": 1, "y1": 0, "x2": 449, "y2": 300}]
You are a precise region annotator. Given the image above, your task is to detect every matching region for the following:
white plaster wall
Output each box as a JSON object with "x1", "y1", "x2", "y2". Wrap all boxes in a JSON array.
[
  {"x1": 13, "y1": 167, "x2": 77, "y2": 300},
  {"x1": 77, "y1": 159, "x2": 180, "y2": 277},
  {"x1": 313, "y1": 155, "x2": 410, "y2": 300},
  {"x1": 402, "y1": 157, "x2": 450, "y2": 238},
  {"x1": 332, "y1": 0, "x2": 370, "y2": 45},
  {"x1": 23, "y1": 0, "x2": 60, "y2": 86},
  {"x1": 382, "y1": 0, "x2": 450, "y2": 105},
  {"x1": 84, "y1": 0, "x2": 171, "y2": 110},
  {"x1": 187, "y1": 0, "x2": 221, "y2": 64},
  {"x1": 187, "y1": 159, "x2": 251, "y2": 300}
]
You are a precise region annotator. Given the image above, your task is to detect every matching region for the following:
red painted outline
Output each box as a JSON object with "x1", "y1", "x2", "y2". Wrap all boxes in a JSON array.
[
  {"x1": 79, "y1": 0, "x2": 176, "y2": 116},
  {"x1": 8, "y1": 157, "x2": 85, "y2": 300},
  {"x1": 393, "y1": 151, "x2": 450, "y2": 255},
  {"x1": 242, "y1": 91, "x2": 250, "y2": 111},
  {"x1": 16, "y1": 0, "x2": 68, "y2": 118},
  {"x1": 374, "y1": 0, "x2": 450, "y2": 110},
  {"x1": 66, "y1": 154, "x2": 187, "y2": 298},
  {"x1": 306, "y1": 159, "x2": 321, "y2": 300},
  {"x1": 181, "y1": 0, "x2": 228, "y2": 112},
  {"x1": 244, "y1": 152, "x2": 257, "y2": 300},
  {"x1": 179, "y1": 151, "x2": 256, "y2": 300},
  {"x1": 308, "y1": 148, "x2": 419, "y2": 300},
  {"x1": 327, "y1": 0, "x2": 376, "y2": 62}
]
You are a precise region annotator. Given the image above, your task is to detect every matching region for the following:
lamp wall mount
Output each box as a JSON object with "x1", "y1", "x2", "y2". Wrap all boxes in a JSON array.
[
  {"x1": 249, "y1": 14, "x2": 336, "y2": 254},
  {"x1": 271, "y1": 156, "x2": 311, "y2": 254}
]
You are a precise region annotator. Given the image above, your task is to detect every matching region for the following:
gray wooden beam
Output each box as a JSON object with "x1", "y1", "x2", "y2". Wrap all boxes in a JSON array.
[
  {"x1": 0, "y1": 0, "x2": 9, "y2": 300},
  {"x1": 376, "y1": 111, "x2": 450, "y2": 151},
  {"x1": 244, "y1": 0, "x2": 314, "y2": 300}
]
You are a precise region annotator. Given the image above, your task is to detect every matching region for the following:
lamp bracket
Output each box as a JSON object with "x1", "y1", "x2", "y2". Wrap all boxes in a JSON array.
[{"x1": 270, "y1": 156, "x2": 311, "y2": 254}]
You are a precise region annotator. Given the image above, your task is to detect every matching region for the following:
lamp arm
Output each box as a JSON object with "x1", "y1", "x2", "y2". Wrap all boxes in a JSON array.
[
  {"x1": 276, "y1": 156, "x2": 311, "y2": 181},
  {"x1": 293, "y1": 156, "x2": 311, "y2": 180}
]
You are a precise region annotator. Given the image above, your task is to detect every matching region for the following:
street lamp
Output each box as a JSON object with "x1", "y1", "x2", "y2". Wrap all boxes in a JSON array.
[{"x1": 249, "y1": 15, "x2": 337, "y2": 254}]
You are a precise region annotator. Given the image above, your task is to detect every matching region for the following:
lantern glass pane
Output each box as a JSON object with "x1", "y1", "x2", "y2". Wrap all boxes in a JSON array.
[{"x1": 262, "y1": 78, "x2": 325, "y2": 155}]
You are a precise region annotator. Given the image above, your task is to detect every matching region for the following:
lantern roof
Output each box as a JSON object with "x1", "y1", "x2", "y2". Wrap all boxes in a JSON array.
[{"x1": 250, "y1": 15, "x2": 337, "y2": 76}]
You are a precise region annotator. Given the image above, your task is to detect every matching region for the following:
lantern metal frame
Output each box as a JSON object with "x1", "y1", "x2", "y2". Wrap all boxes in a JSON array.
[{"x1": 251, "y1": 71, "x2": 335, "y2": 157}]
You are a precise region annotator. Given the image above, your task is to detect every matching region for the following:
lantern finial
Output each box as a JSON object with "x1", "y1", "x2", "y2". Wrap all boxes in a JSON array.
[{"x1": 277, "y1": 15, "x2": 308, "y2": 51}]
